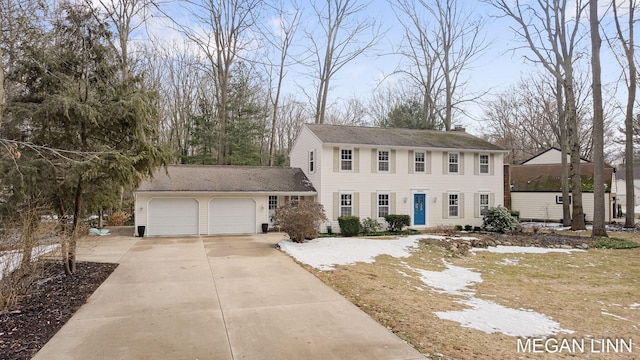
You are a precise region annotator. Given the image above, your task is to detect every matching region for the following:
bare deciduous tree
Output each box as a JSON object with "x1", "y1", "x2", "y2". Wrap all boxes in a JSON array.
[
  {"x1": 306, "y1": 0, "x2": 381, "y2": 124},
  {"x1": 262, "y1": 1, "x2": 301, "y2": 165},
  {"x1": 87, "y1": 0, "x2": 153, "y2": 81},
  {"x1": 590, "y1": 0, "x2": 607, "y2": 237},
  {"x1": 489, "y1": 0, "x2": 588, "y2": 230},
  {"x1": 168, "y1": 0, "x2": 263, "y2": 164},
  {"x1": 392, "y1": 0, "x2": 487, "y2": 130}
]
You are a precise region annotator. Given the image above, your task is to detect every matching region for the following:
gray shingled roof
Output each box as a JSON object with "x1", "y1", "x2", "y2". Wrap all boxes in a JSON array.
[
  {"x1": 306, "y1": 124, "x2": 505, "y2": 151},
  {"x1": 137, "y1": 165, "x2": 316, "y2": 193},
  {"x1": 510, "y1": 163, "x2": 614, "y2": 192}
]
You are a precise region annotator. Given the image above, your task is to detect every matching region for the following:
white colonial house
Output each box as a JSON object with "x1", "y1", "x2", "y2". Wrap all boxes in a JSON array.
[
  {"x1": 289, "y1": 124, "x2": 508, "y2": 232},
  {"x1": 507, "y1": 148, "x2": 617, "y2": 222}
]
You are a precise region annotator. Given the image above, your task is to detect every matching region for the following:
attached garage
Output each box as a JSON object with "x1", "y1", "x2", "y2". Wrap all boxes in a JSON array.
[
  {"x1": 135, "y1": 165, "x2": 317, "y2": 237},
  {"x1": 147, "y1": 198, "x2": 199, "y2": 236},
  {"x1": 209, "y1": 198, "x2": 256, "y2": 234}
]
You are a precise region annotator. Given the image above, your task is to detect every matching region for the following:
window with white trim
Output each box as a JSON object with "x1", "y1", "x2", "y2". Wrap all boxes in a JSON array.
[
  {"x1": 448, "y1": 193, "x2": 459, "y2": 217},
  {"x1": 479, "y1": 154, "x2": 489, "y2": 174},
  {"x1": 378, "y1": 150, "x2": 389, "y2": 172},
  {"x1": 290, "y1": 195, "x2": 299, "y2": 206},
  {"x1": 415, "y1": 151, "x2": 425, "y2": 173},
  {"x1": 340, "y1": 193, "x2": 353, "y2": 217},
  {"x1": 448, "y1": 153, "x2": 459, "y2": 174},
  {"x1": 479, "y1": 193, "x2": 490, "y2": 215},
  {"x1": 378, "y1": 193, "x2": 390, "y2": 218},
  {"x1": 341, "y1": 149, "x2": 352, "y2": 171},
  {"x1": 268, "y1": 196, "x2": 278, "y2": 210},
  {"x1": 309, "y1": 150, "x2": 315, "y2": 173}
]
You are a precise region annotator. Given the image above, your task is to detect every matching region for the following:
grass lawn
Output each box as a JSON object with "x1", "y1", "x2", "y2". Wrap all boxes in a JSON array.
[{"x1": 305, "y1": 231, "x2": 640, "y2": 359}]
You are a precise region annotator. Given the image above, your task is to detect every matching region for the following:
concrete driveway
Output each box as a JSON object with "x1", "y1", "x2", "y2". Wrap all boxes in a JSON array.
[{"x1": 33, "y1": 233, "x2": 424, "y2": 360}]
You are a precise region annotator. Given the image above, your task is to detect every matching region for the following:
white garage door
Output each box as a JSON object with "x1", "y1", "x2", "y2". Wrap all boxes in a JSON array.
[
  {"x1": 148, "y1": 198, "x2": 199, "y2": 236},
  {"x1": 209, "y1": 198, "x2": 256, "y2": 234}
]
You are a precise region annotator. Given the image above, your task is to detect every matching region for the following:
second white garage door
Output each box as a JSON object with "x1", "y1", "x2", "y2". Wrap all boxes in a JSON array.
[{"x1": 209, "y1": 198, "x2": 256, "y2": 234}]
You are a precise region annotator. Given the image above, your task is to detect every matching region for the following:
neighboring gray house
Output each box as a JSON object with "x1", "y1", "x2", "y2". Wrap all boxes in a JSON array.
[
  {"x1": 507, "y1": 148, "x2": 617, "y2": 222},
  {"x1": 134, "y1": 165, "x2": 316, "y2": 236}
]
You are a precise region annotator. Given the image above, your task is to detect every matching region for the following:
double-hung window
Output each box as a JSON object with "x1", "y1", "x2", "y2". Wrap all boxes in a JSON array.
[
  {"x1": 378, "y1": 193, "x2": 390, "y2": 218},
  {"x1": 340, "y1": 193, "x2": 353, "y2": 217},
  {"x1": 414, "y1": 151, "x2": 425, "y2": 173},
  {"x1": 479, "y1": 154, "x2": 489, "y2": 174},
  {"x1": 448, "y1": 153, "x2": 459, "y2": 174},
  {"x1": 341, "y1": 149, "x2": 353, "y2": 171},
  {"x1": 479, "y1": 193, "x2": 490, "y2": 215},
  {"x1": 448, "y1": 193, "x2": 459, "y2": 217},
  {"x1": 378, "y1": 150, "x2": 390, "y2": 172}
]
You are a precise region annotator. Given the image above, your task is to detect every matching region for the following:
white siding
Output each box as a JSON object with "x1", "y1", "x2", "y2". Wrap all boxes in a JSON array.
[
  {"x1": 290, "y1": 125, "x2": 324, "y2": 193},
  {"x1": 319, "y1": 147, "x2": 505, "y2": 231},
  {"x1": 512, "y1": 192, "x2": 612, "y2": 222}
]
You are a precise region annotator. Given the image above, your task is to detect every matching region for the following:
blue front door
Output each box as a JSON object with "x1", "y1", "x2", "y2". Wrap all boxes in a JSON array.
[{"x1": 414, "y1": 194, "x2": 426, "y2": 225}]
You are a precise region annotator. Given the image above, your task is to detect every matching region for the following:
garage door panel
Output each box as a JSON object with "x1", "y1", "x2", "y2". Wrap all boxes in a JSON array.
[
  {"x1": 148, "y1": 198, "x2": 199, "y2": 236},
  {"x1": 210, "y1": 198, "x2": 256, "y2": 234}
]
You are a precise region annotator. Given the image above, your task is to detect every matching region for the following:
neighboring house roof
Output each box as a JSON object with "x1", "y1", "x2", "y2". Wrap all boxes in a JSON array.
[
  {"x1": 510, "y1": 163, "x2": 614, "y2": 192},
  {"x1": 137, "y1": 165, "x2": 317, "y2": 193},
  {"x1": 305, "y1": 124, "x2": 506, "y2": 151},
  {"x1": 615, "y1": 165, "x2": 640, "y2": 182}
]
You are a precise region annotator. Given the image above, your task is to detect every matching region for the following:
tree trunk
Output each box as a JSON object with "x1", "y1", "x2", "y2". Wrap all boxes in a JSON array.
[
  {"x1": 556, "y1": 76, "x2": 571, "y2": 226},
  {"x1": 65, "y1": 177, "x2": 83, "y2": 275},
  {"x1": 0, "y1": 48, "x2": 5, "y2": 127},
  {"x1": 565, "y1": 80, "x2": 585, "y2": 230},
  {"x1": 590, "y1": 0, "x2": 607, "y2": 237}
]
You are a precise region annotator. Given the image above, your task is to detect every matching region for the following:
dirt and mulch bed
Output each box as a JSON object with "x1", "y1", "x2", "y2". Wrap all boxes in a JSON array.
[
  {"x1": 312, "y1": 230, "x2": 640, "y2": 360},
  {"x1": 0, "y1": 261, "x2": 117, "y2": 360}
]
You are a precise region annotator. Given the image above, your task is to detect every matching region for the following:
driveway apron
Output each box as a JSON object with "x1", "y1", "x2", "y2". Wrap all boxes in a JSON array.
[{"x1": 33, "y1": 234, "x2": 424, "y2": 360}]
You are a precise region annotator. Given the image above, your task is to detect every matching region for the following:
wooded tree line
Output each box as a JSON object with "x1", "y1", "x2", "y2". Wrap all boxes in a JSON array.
[{"x1": 0, "y1": 0, "x2": 639, "y2": 274}]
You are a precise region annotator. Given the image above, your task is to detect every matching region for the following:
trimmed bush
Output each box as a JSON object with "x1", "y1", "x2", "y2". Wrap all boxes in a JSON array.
[
  {"x1": 361, "y1": 217, "x2": 382, "y2": 235},
  {"x1": 338, "y1": 216, "x2": 361, "y2": 237},
  {"x1": 464, "y1": 225, "x2": 473, "y2": 231},
  {"x1": 272, "y1": 201, "x2": 327, "y2": 242},
  {"x1": 482, "y1": 206, "x2": 519, "y2": 233},
  {"x1": 384, "y1": 214, "x2": 411, "y2": 232}
]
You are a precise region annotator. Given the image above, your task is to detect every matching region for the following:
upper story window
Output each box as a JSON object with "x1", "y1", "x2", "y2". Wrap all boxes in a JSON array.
[
  {"x1": 309, "y1": 150, "x2": 315, "y2": 174},
  {"x1": 414, "y1": 151, "x2": 425, "y2": 173},
  {"x1": 378, "y1": 193, "x2": 390, "y2": 218},
  {"x1": 378, "y1": 150, "x2": 390, "y2": 172},
  {"x1": 340, "y1": 193, "x2": 353, "y2": 217},
  {"x1": 341, "y1": 149, "x2": 352, "y2": 171},
  {"x1": 479, "y1": 154, "x2": 489, "y2": 174},
  {"x1": 448, "y1": 153, "x2": 459, "y2": 174},
  {"x1": 268, "y1": 196, "x2": 278, "y2": 210}
]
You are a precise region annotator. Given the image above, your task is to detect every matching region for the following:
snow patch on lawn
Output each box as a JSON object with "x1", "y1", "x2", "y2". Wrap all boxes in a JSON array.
[
  {"x1": 279, "y1": 235, "x2": 574, "y2": 337},
  {"x1": 436, "y1": 298, "x2": 573, "y2": 337},
  {"x1": 410, "y1": 262, "x2": 573, "y2": 336},
  {"x1": 412, "y1": 262, "x2": 482, "y2": 295},
  {"x1": 0, "y1": 244, "x2": 60, "y2": 280},
  {"x1": 278, "y1": 235, "x2": 422, "y2": 270},
  {"x1": 472, "y1": 246, "x2": 585, "y2": 254}
]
